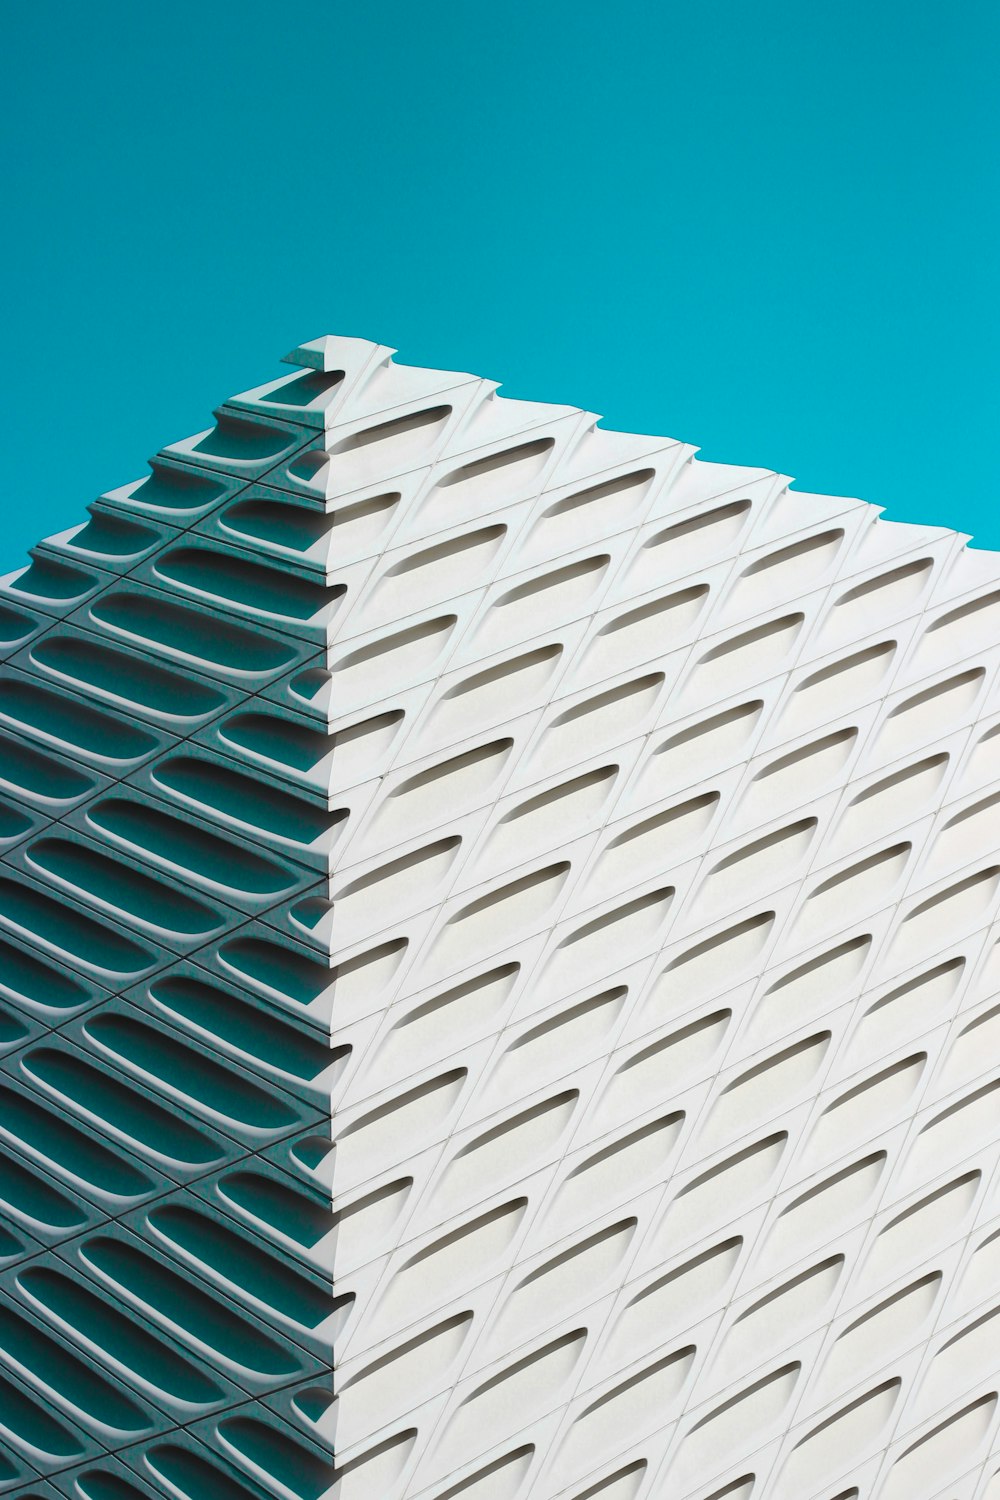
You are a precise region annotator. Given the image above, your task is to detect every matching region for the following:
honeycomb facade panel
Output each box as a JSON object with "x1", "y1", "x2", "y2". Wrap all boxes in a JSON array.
[{"x1": 0, "y1": 335, "x2": 998, "y2": 1500}]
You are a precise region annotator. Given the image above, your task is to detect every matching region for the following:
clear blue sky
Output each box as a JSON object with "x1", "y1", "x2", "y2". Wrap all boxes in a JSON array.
[{"x1": 2, "y1": 1, "x2": 997, "y2": 567}]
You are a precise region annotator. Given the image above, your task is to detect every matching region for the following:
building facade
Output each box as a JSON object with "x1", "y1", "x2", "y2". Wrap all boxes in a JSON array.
[{"x1": 0, "y1": 336, "x2": 998, "y2": 1500}]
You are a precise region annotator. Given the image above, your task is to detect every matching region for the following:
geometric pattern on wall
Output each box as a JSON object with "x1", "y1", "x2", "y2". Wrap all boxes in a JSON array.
[{"x1": 0, "y1": 335, "x2": 998, "y2": 1500}]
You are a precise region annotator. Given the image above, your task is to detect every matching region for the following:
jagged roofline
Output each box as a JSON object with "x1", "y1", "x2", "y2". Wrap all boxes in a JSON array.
[{"x1": 3, "y1": 330, "x2": 984, "y2": 605}]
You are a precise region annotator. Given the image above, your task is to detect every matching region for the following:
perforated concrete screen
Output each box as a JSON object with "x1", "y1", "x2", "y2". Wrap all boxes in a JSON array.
[{"x1": 0, "y1": 336, "x2": 998, "y2": 1500}]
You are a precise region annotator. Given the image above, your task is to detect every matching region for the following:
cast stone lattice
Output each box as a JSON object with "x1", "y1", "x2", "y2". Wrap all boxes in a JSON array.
[{"x1": 0, "y1": 334, "x2": 997, "y2": 1500}]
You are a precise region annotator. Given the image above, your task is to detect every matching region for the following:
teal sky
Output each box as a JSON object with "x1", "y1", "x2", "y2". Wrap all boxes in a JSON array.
[{"x1": 2, "y1": 1, "x2": 997, "y2": 566}]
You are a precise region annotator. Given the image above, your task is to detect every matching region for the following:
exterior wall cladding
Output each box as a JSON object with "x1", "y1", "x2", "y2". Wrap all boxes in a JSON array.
[{"x1": 0, "y1": 335, "x2": 998, "y2": 1500}]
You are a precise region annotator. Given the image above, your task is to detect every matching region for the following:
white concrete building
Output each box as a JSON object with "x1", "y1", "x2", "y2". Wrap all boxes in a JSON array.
[{"x1": 0, "y1": 336, "x2": 998, "y2": 1500}]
